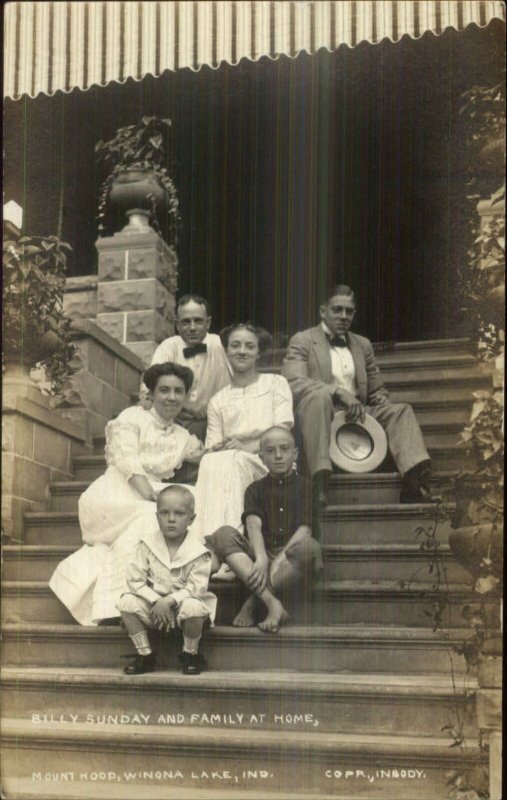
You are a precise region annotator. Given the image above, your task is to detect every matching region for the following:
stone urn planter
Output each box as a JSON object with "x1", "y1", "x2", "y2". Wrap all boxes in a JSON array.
[
  {"x1": 95, "y1": 117, "x2": 180, "y2": 242},
  {"x1": 108, "y1": 167, "x2": 167, "y2": 231}
]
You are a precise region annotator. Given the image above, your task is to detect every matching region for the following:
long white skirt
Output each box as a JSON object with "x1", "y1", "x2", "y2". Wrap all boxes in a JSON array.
[
  {"x1": 192, "y1": 450, "x2": 268, "y2": 541},
  {"x1": 49, "y1": 466, "x2": 194, "y2": 626}
]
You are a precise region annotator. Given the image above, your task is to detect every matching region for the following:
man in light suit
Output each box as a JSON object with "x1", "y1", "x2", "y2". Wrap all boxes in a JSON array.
[{"x1": 282, "y1": 285, "x2": 434, "y2": 504}]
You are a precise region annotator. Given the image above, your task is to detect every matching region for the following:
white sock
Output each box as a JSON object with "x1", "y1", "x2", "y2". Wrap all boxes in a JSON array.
[
  {"x1": 183, "y1": 634, "x2": 201, "y2": 654},
  {"x1": 130, "y1": 631, "x2": 152, "y2": 655}
]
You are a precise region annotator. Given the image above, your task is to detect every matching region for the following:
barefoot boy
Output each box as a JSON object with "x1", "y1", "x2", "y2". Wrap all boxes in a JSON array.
[
  {"x1": 210, "y1": 427, "x2": 323, "y2": 633},
  {"x1": 118, "y1": 485, "x2": 216, "y2": 675}
]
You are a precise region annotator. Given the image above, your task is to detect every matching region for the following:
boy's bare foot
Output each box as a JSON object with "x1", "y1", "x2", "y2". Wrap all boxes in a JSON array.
[
  {"x1": 258, "y1": 599, "x2": 289, "y2": 633},
  {"x1": 233, "y1": 597, "x2": 256, "y2": 627}
]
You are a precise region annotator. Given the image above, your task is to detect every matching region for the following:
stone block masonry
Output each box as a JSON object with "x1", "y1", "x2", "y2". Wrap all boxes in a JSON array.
[
  {"x1": 95, "y1": 229, "x2": 178, "y2": 366},
  {"x1": 63, "y1": 276, "x2": 98, "y2": 321},
  {"x1": 2, "y1": 321, "x2": 144, "y2": 538},
  {"x1": 59, "y1": 320, "x2": 144, "y2": 441},
  {"x1": 2, "y1": 389, "x2": 80, "y2": 539}
]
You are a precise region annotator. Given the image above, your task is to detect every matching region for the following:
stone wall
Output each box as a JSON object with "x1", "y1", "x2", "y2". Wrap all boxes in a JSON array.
[
  {"x1": 57, "y1": 319, "x2": 144, "y2": 442},
  {"x1": 95, "y1": 229, "x2": 178, "y2": 366},
  {"x1": 63, "y1": 275, "x2": 98, "y2": 321},
  {"x1": 2, "y1": 377, "x2": 84, "y2": 539},
  {"x1": 2, "y1": 321, "x2": 144, "y2": 538}
]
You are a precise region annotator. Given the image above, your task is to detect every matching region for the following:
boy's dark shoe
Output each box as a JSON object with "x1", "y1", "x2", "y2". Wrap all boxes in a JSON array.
[
  {"x1": 123, "y1": 652, "x2": 156, "y2": 675},
  {"x1": 178, "y1": 651, "x2": 208, "y2": 672},
  {"x1": 180, "y1": 651, "x2": 204, "y2": 675}
]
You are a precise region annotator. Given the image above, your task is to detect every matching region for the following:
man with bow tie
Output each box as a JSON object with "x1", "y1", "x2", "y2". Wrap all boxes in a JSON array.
[
  {"x1": 282, "y1": 285, "x2": 434, "y2": 505},
  {"x1": 144, "y1": 294, "x2": 231, "y2": 443}
]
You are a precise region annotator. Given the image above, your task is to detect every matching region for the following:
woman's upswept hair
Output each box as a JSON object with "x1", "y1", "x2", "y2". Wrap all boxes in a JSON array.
[
  {"x1": 143, "y1": 362, "x2": 194, "y2": 394},
  {"x1": 219, "y1": 322, "x2": 273, "y2": 354}
]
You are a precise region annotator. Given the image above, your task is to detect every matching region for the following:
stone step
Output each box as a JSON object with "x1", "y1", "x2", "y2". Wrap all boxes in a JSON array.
[
  {"x1": 2, "y1": 623, "x2": 471, "y2": 675},
  {"x1": 298, "y1": 582, "x2": 477, "y2": 628},
  {"x1": 2, "y1": 546, "x2": 75, "y2": 582},
  {"x1": 320, "y1": 503, "x2": 455, "y2": 545},
  {"x1": 259, "y1": 360, "x2": 491, "y2": 390},
  {"x1": 321, "y1": 545, "x2": 471, "y2": 584},
  {"x1": 1, "y1": 542, "x2": 471, "y2": 585},
  {"x1": 260, "y1": 340, "x2": 478, "y2": 368},
  {"x1": 1, "y1": 667, "x2": 478, "y2": 739},
  {"x1": 1, "y1": 717, "x2": 485, "y2": 800},
  {"x1": 48, "y1": 471, "x2": 457, "y2": 512},
  {"x1": 0, "y1": 778, "x2": 338, "y2": 800},
  {"x1": 426, "y1": 443, "x2": 474, "y2": 471},
  {"x1": 72, "y1": 442, "x2": 472, "y2": 483},
  {"x1": 1, "y1": 579, "x2": 479, "y2": 628},
  {"x1": 326, "y1": 473, "x2": 453, "y2": 505},
  {"x1": 23, "y1": 503, "x2": 455, "y2": 546}
]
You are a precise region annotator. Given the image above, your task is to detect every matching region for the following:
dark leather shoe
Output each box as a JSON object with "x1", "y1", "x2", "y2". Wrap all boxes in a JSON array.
[
  {"x1": 123, "y1": 652, "x2": 155, "y2": 675},
  {"x1": 178, "y1": 651, "x2": 207, "y2": 672},
  {"x1": 180, "y1": 651, "x2": 202, "y2": 675}
]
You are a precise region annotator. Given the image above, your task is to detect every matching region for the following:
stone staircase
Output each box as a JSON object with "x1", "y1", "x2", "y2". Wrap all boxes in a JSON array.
[{"x1": 1, "y1": 338, "x2": 493, "y2": 800}]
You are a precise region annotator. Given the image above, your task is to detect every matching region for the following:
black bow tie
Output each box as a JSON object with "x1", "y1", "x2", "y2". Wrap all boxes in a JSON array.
[
  {"x1": 326, "y1": 333, "x2": 348, "y2": 348},
  {"x1": 183, "y1": 343, "x2": 208, "y2": 358}
]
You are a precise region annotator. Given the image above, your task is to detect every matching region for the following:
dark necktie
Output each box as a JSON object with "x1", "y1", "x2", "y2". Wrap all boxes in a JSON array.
[
  {"x1": 326, "y1": 333, "x2": 348, "y2": 348},
  {"x1": 182, "y1": 343, "x2": 208, "y2": 358}
]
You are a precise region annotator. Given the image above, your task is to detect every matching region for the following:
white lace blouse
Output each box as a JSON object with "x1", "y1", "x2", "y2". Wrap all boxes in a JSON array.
[
  {"x1": 105, "y1": 406, "x2": 202, "y2": 482},
  {"x1": 205, "y1": 373, "x2": 294, "y2": 451}
]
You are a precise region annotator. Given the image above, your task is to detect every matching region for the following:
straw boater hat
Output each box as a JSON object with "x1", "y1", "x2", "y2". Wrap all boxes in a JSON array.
[{"x1": 329, "y1": 411, "x2": 388, "y2": 473}]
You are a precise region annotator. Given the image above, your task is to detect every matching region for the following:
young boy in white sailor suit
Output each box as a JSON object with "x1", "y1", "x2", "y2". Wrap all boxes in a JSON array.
[{"x1": 118, "y1": 485, "x2": 216, "y2": 675}]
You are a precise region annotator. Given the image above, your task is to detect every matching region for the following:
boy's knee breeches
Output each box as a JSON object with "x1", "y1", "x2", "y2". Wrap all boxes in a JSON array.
[
  {"x1": 209, "y1": 526, "x2": 252, "y2": 560},
  {"x1": 284, "y1": 534, "x2": 322, "y2": 573},
  {"x1": 210, "y1": 525, "x2": 322, "y2": 574}
]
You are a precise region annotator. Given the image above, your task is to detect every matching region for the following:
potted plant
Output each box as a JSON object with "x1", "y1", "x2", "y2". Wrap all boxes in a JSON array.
[
  {"x1": 2, "y1": 233, "x2": 76, "y2": 392},
  {"x1": 95, "y1": 116, "x2": 180, "y2": 242}
]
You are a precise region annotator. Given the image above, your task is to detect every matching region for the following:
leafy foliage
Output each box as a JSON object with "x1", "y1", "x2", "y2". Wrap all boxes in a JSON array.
[
  {"x1": 458, "y1": 79, "x2": 505, "y2": 358},
  {"x1": 95, "y1": 116, "x2": 180, "y2": 242},
  {"x1": 454, "y1": 76, "x2": 504, "y2": 557},
  {"x1": 2, "y1": 234, "x2": 76, "y2": 392},
  {"x1": 446, "y1": 766, "x2": 490, "y2": 800}
]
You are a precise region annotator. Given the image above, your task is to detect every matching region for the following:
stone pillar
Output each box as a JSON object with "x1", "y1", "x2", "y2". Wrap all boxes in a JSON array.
[{"x1": 95, "y1": 229, "x2": 178, "y2": 366}]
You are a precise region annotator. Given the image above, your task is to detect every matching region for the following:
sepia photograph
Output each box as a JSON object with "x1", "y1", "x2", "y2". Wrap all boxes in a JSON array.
[{"x1": 2, "y1": 2, "x2": 505, "y2": 799}]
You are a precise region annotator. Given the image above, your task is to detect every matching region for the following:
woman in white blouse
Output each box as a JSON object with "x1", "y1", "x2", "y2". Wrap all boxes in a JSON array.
[
  {"x1": 192, "y1": 323, "x2": 294, "y2": 568},
  {"x1": 49, "y1": 362, "x2": 204, "y2": 625}
]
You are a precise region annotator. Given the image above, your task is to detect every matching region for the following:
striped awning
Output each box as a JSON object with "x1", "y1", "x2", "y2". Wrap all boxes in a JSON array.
[{"x1": 4, "y1": 1, "x2": 505, "y2": 101}]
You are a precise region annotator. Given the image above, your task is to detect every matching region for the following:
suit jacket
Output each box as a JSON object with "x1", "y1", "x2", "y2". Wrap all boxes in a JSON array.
[{"x1": 282, "y1": 325, "x2": 389, "y2": 407}]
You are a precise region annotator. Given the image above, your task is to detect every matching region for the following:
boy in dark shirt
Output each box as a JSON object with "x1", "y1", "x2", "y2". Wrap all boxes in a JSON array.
[{"x1": 210, "y1": 427, "x2": 323, "y2": 633}]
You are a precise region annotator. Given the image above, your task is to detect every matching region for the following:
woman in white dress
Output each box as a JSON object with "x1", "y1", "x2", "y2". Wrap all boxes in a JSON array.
[
  {"x1": 49, "y1": 362, "x2": 204, "y2": 625},
  {"x1": 192, "y1": 323, "x2": 294, "y2": 565}
]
